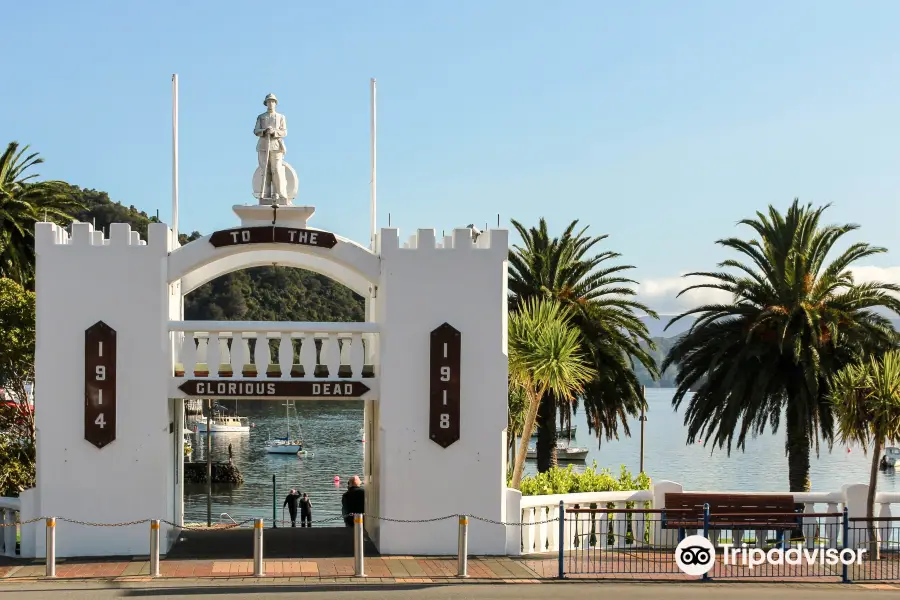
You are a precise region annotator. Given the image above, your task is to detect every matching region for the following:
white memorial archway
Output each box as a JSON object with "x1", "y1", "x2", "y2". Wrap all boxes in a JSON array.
[{"x1": 23, "y1": 205, "x2": 511, "y2": 560}]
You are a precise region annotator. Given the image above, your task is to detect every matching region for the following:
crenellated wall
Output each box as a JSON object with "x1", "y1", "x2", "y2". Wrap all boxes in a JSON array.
[
  {"x1": 23, "y1": 221, "x2": 176, "y2": 558},
  {"x1": 375, "y1": 227, "x2": 509, "y2": 555}
]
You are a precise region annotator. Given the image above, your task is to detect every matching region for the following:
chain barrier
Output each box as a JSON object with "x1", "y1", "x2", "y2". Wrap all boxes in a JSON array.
[
  {"x1": 57, "y1": 517, "x2": 150, "y2": 528},
  {"x1": 0, "y1": 516, "x2": 44, "y2": 528},
  {"x1": 0, "y1": 513, "x2": 558, "y2": 528}
]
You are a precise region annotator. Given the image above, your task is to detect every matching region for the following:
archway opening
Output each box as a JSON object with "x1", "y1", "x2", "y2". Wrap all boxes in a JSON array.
[{"x1": 172, "y1": 264, "x2": 377, "y2": 558}]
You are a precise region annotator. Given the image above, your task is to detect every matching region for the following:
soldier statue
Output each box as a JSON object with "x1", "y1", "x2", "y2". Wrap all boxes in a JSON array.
[{"x1": 254, "y1": 93, "x2": 288, "y2": 203}]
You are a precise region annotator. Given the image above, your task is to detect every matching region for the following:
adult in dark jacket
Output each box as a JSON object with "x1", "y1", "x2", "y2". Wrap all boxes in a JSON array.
[
  {"x1": 299, "y1": 492, "x2": 312, "y2": 527},
  {"x1": 341, "y1": 476, "x2": 365, "y2": 527},
  {"x1": 283, "y1": 489, "x2": 300, "y2": 527}
]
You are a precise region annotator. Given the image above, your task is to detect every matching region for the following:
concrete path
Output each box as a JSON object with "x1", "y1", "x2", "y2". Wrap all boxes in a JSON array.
[
  {"x1": 2, "y1": 581, "x2": 900, "y2": 599},
  {"x1": 2, "y1": 554, "x2": 898, "y2": 587}
]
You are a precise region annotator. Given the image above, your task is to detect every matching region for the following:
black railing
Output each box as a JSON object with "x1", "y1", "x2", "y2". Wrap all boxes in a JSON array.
[{"x1": 560, "y1": 505, "x2": 900, "y2": 582}]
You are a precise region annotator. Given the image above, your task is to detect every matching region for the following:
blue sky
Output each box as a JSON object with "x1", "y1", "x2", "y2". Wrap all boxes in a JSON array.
[{"x1": 3, "y1": 0, "x2": 899, "y2": 312}]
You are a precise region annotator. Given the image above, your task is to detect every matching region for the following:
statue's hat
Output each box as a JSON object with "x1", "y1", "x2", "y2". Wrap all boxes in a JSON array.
[{"x1": 264, "y1": 93, "x2": 278, "y2": 106}]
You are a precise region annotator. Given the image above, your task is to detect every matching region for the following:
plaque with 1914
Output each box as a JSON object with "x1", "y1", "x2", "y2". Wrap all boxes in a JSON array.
[{"x1": 85, "y1": 321, "x2": 116, "y2": 449}]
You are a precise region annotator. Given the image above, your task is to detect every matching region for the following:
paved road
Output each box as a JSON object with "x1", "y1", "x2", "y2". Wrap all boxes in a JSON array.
[{"x1": 1, "y1": 581, "x2": 896, "y2": 599}]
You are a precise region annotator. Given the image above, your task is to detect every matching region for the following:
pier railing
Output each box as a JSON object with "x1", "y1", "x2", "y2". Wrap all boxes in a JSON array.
[{"x1": 169, "y1": 321, "x2": 379, "y2": 382}]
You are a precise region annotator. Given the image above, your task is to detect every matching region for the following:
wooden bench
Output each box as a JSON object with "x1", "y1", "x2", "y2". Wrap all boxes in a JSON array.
[{"x1": 663, "y1": 493, "x2": 800, "y2": 544}]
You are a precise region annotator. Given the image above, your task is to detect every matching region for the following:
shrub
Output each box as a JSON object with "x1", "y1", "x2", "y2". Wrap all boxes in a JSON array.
[{"x1": 512, "y1": 463, "x2": 650, "y2": 496}]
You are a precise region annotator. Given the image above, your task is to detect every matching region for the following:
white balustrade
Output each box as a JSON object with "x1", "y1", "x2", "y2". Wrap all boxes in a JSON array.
[
  {"x1": 513, "y1": 485, "x2": 900, "y2": 556},
  {"x1": 170, "y1": 321, "x2": 379, "y2": 380}
]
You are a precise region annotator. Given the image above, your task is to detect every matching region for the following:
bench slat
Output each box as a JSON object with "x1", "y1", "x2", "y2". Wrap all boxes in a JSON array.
[{"x1": 663, "y1": 493, "x2": 800, "y2": 530}]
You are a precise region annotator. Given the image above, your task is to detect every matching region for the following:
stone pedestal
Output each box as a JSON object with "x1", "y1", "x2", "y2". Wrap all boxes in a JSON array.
[{"x1": 232, "y1": 205, "x2": 315, "y2": 229}]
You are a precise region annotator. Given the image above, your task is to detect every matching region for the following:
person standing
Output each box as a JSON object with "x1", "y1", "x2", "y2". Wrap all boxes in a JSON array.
[
  {"x1": 283, "y1": 489, "x2": 300, "y2": 527},
  {"x1": 341, "y1": 475, "x2": 365, "y2": 528},
  {"x1": 253, "y1": 93, "x2": 288, "y2": 203},
  {"x1": 299, "y1": 492, "x2": 312, "y2": 528}
]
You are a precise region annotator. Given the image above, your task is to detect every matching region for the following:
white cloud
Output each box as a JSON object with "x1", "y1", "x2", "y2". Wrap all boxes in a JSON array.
[{"x1": 637, "y1": 266, "x2": 900, "y2": 314}]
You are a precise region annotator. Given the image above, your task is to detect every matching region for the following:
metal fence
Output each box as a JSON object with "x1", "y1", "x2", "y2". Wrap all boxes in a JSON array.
[{"x1": 560, "y1": 504, "x2": 900, "y2": 583}]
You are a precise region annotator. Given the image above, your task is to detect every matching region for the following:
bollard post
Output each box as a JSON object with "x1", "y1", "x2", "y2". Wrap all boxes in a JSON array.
[
  {"x1": 841, "y1": 507, "x2": 850, "y2": 584},
  {"x1": 253, "y1": 518, "x2": 265, "y2": 577},
  {"x1": 149, "y1": 520, "x2": 160, "y2": 577},
  {"x1": 702, "y1": 503, "x2": 710, "y2": 581},
  {"x1": 457, "y1": 515, "x2": 469, "y2": 577},
  {"x1": 558, "y1": 500, "x2": 565, "y2": 579},
  {"x1": 353, "y1": 514, "x2": 366, "y2": 577},
  {"x1": 45, "y1": 517, "x2": 56, "y2": 578}
]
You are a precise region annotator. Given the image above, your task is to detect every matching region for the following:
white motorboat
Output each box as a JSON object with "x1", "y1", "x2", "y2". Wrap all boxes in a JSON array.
[
  {"x1": 194, "y1": 414, "x2": 251, "y2": 433},
  {"x1": 266, "y1": 401, "x2": 307, "y2": 455},
  {"x1": 882, "y1": 446, "x2": 900, "y2": 467},
  {"x1": 190, "y1": 400, "x2": 251, "y2": 433},
  {"x1": 526, "y1": 440, "x2": 589, "y2": 461}
]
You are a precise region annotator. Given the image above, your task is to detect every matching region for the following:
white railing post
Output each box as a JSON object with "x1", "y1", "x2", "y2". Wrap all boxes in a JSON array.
[
  {"x1": 2, "y1": 509, "x2": 18, "y2": 558},
  {"x1": 149, "y1": 520, "x2": 160, "y2": 577},
  {"x1": 458, "y1": 515, "x2": 469, "y2": 577},
  {"x1": 45, "y1": 517, "x2": 56, "y2": 578},
  {"x1": 253, "y1": 518, "x2": 265, "y2": 576},
  {"x1": 354, "y1": 514, "x2": 366, "y2": 577}
]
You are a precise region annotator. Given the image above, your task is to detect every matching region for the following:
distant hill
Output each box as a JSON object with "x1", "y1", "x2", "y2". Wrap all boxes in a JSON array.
[{"x1": 635, "y1": 315, "x2": 900, "y2": 388}]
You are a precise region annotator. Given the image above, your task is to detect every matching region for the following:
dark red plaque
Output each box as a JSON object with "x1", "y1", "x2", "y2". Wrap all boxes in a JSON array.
[
  {"x1": 85, "y1": 321, "x2": 116, "y2": 449},
  {"x1": 208, "y1": 226, "x2": 337, "y2": 249},
  {"x1": 178, "y1": 379, "x2": 370, "y2": 398},
  {"x1": 429, "y1": 323, "x2": 460, "y2": 448}
]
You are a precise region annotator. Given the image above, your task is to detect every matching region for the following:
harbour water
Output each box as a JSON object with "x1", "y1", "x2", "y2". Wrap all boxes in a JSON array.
[{"x1": 184, "y1": 389, "x2": 900, "y2": 524}]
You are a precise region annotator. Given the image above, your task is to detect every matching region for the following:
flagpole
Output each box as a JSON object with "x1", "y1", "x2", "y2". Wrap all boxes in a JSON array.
[
  {"x1": 369, "y1": 77, "x2": 377, "y2": 251},
  {"x1": 172, "y1": 74, "x2": 179, "y2": 247}
]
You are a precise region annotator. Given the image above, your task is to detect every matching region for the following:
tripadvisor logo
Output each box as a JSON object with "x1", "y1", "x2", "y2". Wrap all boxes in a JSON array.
[{"x1": 675, "y1": 535, "x2": 866, "y2": 575}]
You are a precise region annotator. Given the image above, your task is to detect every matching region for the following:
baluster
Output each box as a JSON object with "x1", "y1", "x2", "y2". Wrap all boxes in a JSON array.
[
  {"x1": 242, "y1": 336, "x2": 251, "y2": 377},
  {"x1": 180, "y1": 332, "x2": 197, "y2": 377},
  {"x1": 299, "y1": 334, "x2": 317, "y2": 378},
  {"x1": 521, "y1": 508, "x2": 534, "y2": 554},
  {"x1": 349, "y1": 333, "x2": 364, "y2": 378},
  {"x1": 278, "y1": 333, "x2": 293, "y2": 378},
  {"x1": 825, "y1": 502, "x2": 839, "y2": 548},
  {"x1": 323, "y1": 334, "x2": 341, "y2": 378},
  {"x1": 632, "y1": 507, "x2": 645, "y2": 549},
  {"x1": 340, "y1": 336, "x2": 351, "y2": 372},
  {"x1": 547, "y1": 504, "x2": 559, "y2": 553},
  {"x1": 615, "y1": 502, "x2": 628, "y2": 548},
  {"x1": 595, "y1": 508, "x2": 607, "y2": 550},
  {"x1": 207, "y1": 333, "x2": 221, "y2": 378},
  {"x1": 230, "y1": 333, "x2": 245, "y2": 377},
  {"x1": 218, "y1": 335, "x2": 231, "y2": 376},
  {"x1": 878, "y1": 502, "x2": 892, "y2": 552},
  {"x1": 803, "y1": 503, "x2": 816, "y2": 547},
  {"x1": 255, "y1": 332, "x2": 271, "y2": 378},
  {"x1": 196, "y1": 336, "x2": 209, "y2": 376}
]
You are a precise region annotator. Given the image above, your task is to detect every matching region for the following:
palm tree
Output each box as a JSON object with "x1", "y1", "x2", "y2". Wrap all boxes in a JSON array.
[
  {"x1": 507, "y1": 385, "x2": 527, "y2": 466},
  {"x1": 508, "y1": 218, "x2": 658, "y2": 471},
  {"x1": 0, "y1": 141, "x2": 80, "y2": 287},
  {"x1": 663, "y1": 199, "x2": 900, "y2": 493},
  {"x1": 829, "y1": 350, "x2": 900, "y2": 560},
  {"x1": 508, "y1": 297, "x2": 595, "y2": 489}
]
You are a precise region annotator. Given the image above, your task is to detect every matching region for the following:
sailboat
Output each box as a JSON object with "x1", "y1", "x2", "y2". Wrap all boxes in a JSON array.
[{"x1": 265, "y1": 401, "x2": 307, "y2": 455}]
